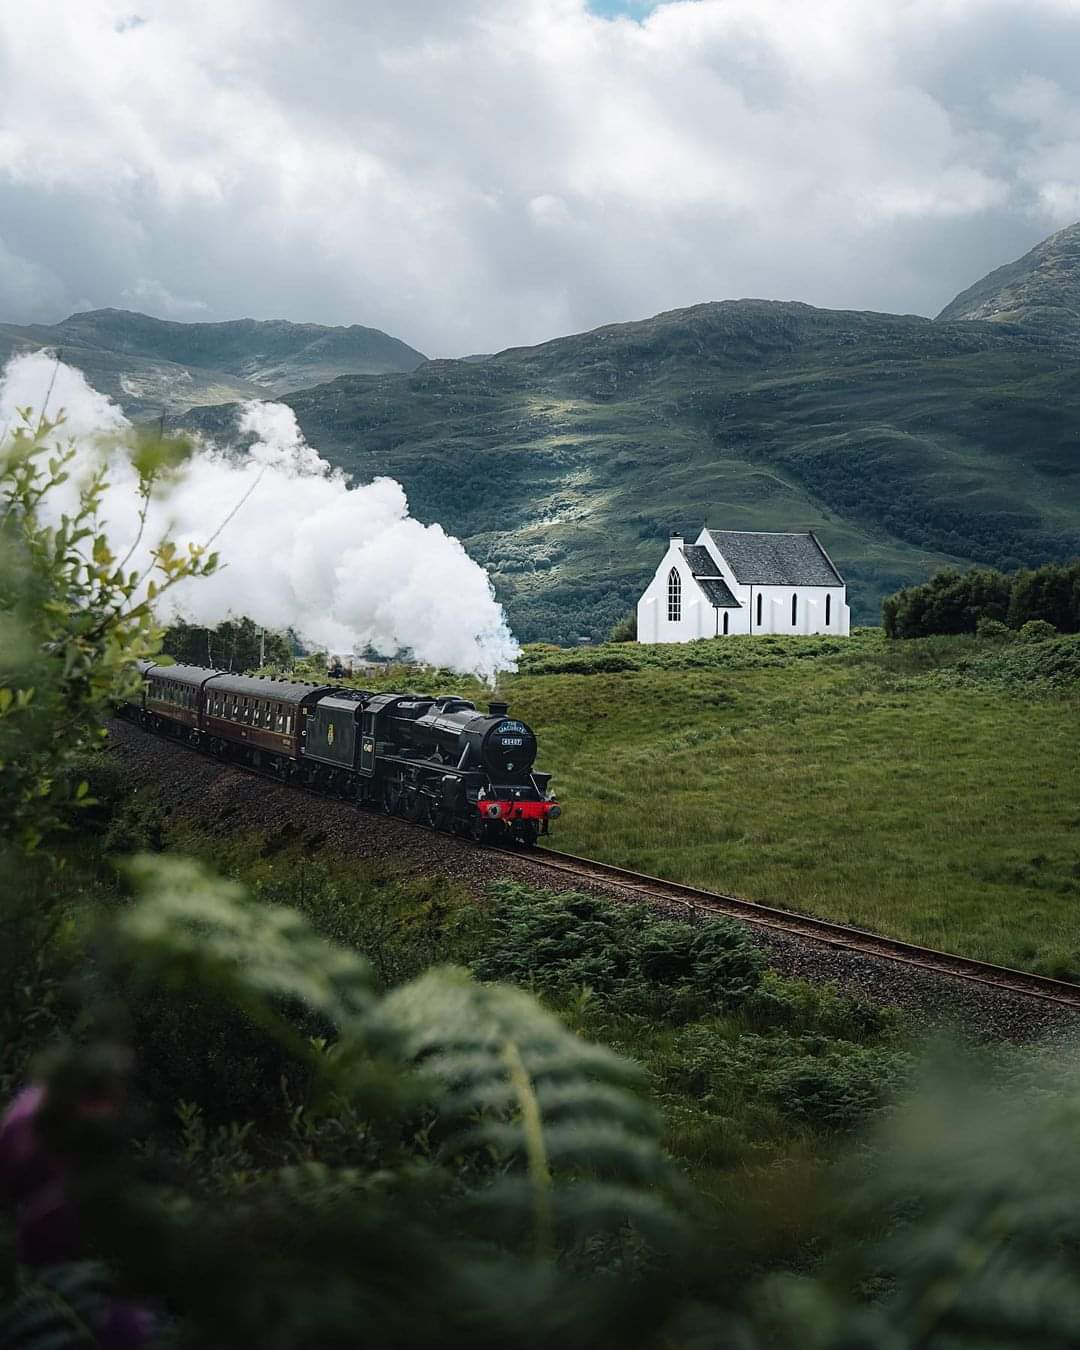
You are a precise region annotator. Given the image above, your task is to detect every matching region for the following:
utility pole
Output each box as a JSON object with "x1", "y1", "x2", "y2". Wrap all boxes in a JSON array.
[{"x1": 260, "y1": 627, "x2": 265, "y2": 668}]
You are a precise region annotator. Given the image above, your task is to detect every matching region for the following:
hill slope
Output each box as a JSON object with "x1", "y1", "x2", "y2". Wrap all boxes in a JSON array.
[
  {"x1": 0, "y1": 308, "x2": 426, "y2": 418},
  {"x1": 195, "y1": 294, "x2": 1076, "y2": 640}
]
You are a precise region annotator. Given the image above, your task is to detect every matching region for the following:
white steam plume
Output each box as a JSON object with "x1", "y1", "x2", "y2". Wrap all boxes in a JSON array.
[{"x1": 0, "y1": 351, "x2": 520, "y2": 679}]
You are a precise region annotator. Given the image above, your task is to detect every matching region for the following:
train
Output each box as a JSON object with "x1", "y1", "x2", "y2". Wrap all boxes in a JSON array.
[{"x1": 122, "y1": 661, "x2": 560, "y2": 845}]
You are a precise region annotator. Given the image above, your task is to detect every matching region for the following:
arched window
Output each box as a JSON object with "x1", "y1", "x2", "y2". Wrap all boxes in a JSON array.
[
  {"x1": 756, "y1": 593, "x2": 763, "y2": 626},
  {"x1": 791, "y1": 593, "x2": 798, "y2": 627},
  {"x1": 723, "y1": 611, "x2": 729, "y2": 635},
  {"x1": 667, "y1": 567, "x2": 681, "y2": 622},
  {"x1": 825, "y1": 593, "x2": 831, "y2": 626}
]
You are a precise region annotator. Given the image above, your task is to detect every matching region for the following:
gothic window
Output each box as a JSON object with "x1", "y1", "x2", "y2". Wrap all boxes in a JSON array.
[
  {"x1": 791, "y1": 593, "x2": 798, "y2": 626},
  {"x1": 667, "y1": 567, "x2": 682, "y2": 622},
  {"x1": 723, "y1": 611, "x2": 729, "y2": 635},
  {"x1": 825, "y1": 594, "x2": 832, "y2": 626},
  {"x1": 756, "y1": 593, "x2": 763, "y2": 626}
]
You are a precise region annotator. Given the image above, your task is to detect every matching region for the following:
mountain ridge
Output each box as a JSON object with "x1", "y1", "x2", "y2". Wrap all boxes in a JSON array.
[
  {"x1": 0, "y1": 307, "x2": 427, "y2": 417},
  {"x1": 5, "y1": 226, "x2": 1080, "y2": 641}
]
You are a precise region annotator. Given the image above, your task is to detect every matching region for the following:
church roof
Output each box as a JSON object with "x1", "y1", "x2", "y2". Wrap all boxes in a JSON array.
[
  {"x1": 706, "y1": 530, "x2": 843, "y2": 586},
  {"x1": 680, "y1": 546, "x2": 740, "y2": 608}
]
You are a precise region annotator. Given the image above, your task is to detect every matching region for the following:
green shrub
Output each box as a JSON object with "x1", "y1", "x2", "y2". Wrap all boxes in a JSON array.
[
  {"x1": 1018, "y1": 618, "x2": 1057, "y2": 642},
  {"x1": 474, "y1": 883, "x2": 764, "y2": 1014},
  {"x1": 671, "y1": 1027, "x2": 909, "y2": 1129},
  {"x1": 762, "y1": 1048, "x2": 909, "y2": 1128},
  {"x1": 975, "y1": 616, "x2": 1012, "y2": 640},
  {"x1": 608, "y1": 612, "x2": 637, "y2": 643}
]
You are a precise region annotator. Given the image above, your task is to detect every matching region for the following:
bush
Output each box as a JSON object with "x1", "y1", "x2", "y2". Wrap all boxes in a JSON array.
[
  {"x1": 884, "y1": 560, "x2": 1080, "y2": 639},
  {"x1": 672, "y1": 1027, "x2": 909, "y2": 1129},
  {"x1": 1018, "y1": 619, "x2": 1057, "y2": 643},
  {"x1": 975, "y1": 616, "x2": 1012, "y2": 640},
  {"x1": 608, "y1": 612, "x2": 637, "y2": 643},
  {"x1": 762, "y1": 1048, "x2": 910, "y2": 1129},
  {"x1": 474, "y1": 883, "x2": 764, "y2": 1014}
]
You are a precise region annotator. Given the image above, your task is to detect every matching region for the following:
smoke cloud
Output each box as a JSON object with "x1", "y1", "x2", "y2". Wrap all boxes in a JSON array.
[{"x1": 0, "y1": 351, "x2": 520, "y2": 679}]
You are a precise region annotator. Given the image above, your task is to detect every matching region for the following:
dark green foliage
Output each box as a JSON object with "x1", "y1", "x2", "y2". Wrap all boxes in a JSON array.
[
  {"x1": 25, "y1": 858, "x2": 685, "y2": 1350},
  {"x1": 884, "y1": 560, "x2": 1080, "y2": 638},
  {"x1": 0, "y1": 1261, "x2": 112, "y2": 1349},
  {"x1": 473, "y1": 883, "x2": 764, "y2": 1016},
  {"x1": 1008, "y1": 562, "x2": 1080, "y2": 631},
  {"x1": 162, "y1": 615, "x2": 293, "y2": 672},
  {"x1": 881, "y1": 566, "x2": 1012, "y2": 638},
  {"x1": 670, "y1": 1028, "x2": 909, "y2": 1130},
  {"x1": 608, "y1": 612, "x2": 637, "y2": 643}
]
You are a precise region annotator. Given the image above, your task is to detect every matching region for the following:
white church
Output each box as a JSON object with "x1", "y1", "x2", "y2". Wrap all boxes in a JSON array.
[{"x1": 637, "y1": 528, "x2": 850, "y2": 642}]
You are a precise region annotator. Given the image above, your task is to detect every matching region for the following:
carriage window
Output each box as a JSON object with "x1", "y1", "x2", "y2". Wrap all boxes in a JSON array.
[
  {"x1": 756, "y1": 593, "x2": 763, "y2": 626},
  {"x1": 667, "y1": 567, "x2": 681, "y2": 622},
  {"x1": 276, "y1": 706, "x2": 285, "y2": 731},
  {"x1": 285, "y1": 714, "x2": 293, "y2": 734},
  {"x1": 825, "y1": 594, "x2": 831, "y2": 626},
  {"x1": 791, "y1": 593, "x2": 798, "y2": 627}
]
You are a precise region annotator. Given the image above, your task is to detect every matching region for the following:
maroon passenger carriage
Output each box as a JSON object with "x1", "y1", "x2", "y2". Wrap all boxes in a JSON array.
[{"x1": 128, "y1": 662, "x2": 560, "y2": 845}]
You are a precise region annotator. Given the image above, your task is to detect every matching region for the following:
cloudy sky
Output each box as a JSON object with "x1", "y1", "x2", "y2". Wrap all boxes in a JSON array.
[{"x1": 2, "y1": 0, "x2": 1079, "y2": 355}]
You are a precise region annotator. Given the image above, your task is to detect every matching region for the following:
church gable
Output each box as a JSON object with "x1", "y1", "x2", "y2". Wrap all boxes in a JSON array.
[{"x1": 680, "y1": 545, "x2": 740, "y2": 608}]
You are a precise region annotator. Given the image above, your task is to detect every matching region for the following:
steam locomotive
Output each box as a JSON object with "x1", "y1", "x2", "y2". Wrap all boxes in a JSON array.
[{"x1": 123, "y1": 662, "x2": 560, "y2": 844}]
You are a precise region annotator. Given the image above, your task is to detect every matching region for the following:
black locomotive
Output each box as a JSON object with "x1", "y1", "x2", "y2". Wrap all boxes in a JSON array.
[{"x1": 123, "y1": 662, "x2": 560, "y2": 844}]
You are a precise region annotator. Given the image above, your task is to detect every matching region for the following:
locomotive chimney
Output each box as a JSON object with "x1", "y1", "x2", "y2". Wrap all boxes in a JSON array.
[{"x1": 489, "y1": 701, "x2": 509, "y2": 717}]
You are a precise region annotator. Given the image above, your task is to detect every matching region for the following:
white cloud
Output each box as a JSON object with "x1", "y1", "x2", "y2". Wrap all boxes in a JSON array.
[{"x1": 0, "y1": 0, "x2": 1079, "y2": 351}]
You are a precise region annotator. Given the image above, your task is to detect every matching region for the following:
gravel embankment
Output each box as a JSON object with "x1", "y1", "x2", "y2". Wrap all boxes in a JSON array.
[{"x1": 106, "y1": 719, "x2": 1080, "y2": 1044}]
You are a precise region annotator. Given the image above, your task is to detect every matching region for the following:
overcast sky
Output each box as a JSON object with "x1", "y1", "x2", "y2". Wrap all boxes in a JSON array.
[{"x1": 2, "y1": 0, "x2": 1079, "y2": 356}]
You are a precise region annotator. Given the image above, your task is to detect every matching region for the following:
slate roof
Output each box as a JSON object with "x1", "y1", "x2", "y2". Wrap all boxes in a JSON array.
[
  {"x1": 697, "y1": 577, "x2": 741, "y2": 608},
  {"x1": 706, "y1": 531, "x2": 843, "y2": 586},
  {"x1": 679, "y1": 546, "x2": 741, "y2": 608}
]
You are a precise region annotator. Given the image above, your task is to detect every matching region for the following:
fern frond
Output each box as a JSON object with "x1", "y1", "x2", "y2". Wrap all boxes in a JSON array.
[
  {"x1": 116, "y1": 855, "x2": 376, "y2": 1049},
  {"x1": 376, "y1": 968, "x2": 683, "y2": 1258},
  {"x1": 0, "y1": 1261, "x2": 109, "y2": 1350}
]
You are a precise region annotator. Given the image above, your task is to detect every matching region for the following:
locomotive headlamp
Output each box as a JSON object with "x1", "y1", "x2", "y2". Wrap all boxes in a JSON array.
[
  {"x1": 547, "y1": 804, "x2": 562, "y2": 819},
  {"x1": 485, "y1": 802, "x2": 502, "y2": 819}
]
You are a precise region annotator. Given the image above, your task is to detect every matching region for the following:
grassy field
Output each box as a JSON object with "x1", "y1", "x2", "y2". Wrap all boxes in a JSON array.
[{"x1": 339, "y1": 629, "x2": 1080, "y2": 978}]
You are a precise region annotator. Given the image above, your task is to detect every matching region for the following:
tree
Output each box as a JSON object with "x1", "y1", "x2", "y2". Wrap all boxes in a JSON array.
[
  {"x1": 0, "y1": 406, "x2": 217, "y2": 852},
  {"x1": 162, "y1": 617, "x2": 293, "y2": 672}
]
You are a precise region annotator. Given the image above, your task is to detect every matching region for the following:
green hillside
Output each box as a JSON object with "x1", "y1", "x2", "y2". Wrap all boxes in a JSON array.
[
  {"x1": 258, "y1": 295, "x2": 1080, "y2": 639},
  {"x1": 0, "y1": 307, "x2": 427, "y2": 418},
  {"x1": 15, "y1": 226, "x2": 1080, "y2": 641}
]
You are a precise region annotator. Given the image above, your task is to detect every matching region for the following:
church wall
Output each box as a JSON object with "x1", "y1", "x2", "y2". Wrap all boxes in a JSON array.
[{"x1": 636, "y1": 537, "x2": 850, "y2": 643}]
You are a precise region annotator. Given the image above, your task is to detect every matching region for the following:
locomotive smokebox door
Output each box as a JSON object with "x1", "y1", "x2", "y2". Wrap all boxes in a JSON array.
[{"x1": 306, "y1": 697, "x2": 359, "y2": 769}]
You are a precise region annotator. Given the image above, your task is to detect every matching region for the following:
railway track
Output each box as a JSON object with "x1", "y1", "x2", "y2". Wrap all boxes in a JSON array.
[
  {"x1": 512, "y1": 846, "x2": 1080, "y2": 1012},
  {"x1": 111, "y1": 718, "x2": 1080, "y2": 1014}
]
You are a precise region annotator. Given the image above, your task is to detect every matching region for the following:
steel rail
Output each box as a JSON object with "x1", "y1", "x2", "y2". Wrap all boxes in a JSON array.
[
  {"x1": 511, "y1": 846, "x2": 1080, "y2": 1010},
  {"x1": 111, "y1": 718, "x2": 1080, "y2": 1012}
]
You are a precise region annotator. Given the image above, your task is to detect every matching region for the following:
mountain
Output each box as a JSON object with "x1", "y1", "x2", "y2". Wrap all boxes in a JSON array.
[
  {"x1": 180, "y1": 277, "x2": 1080, "y2": 641},
  {"x1": 10, "y1": 226, "x2": 1080, "y2": 643},
  {"x1": 937, "y1": 221, "x2": 1080, "y2": 342},
  {"x1": 0, "y1": 308, "x2": 426, "y2": 418}
]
